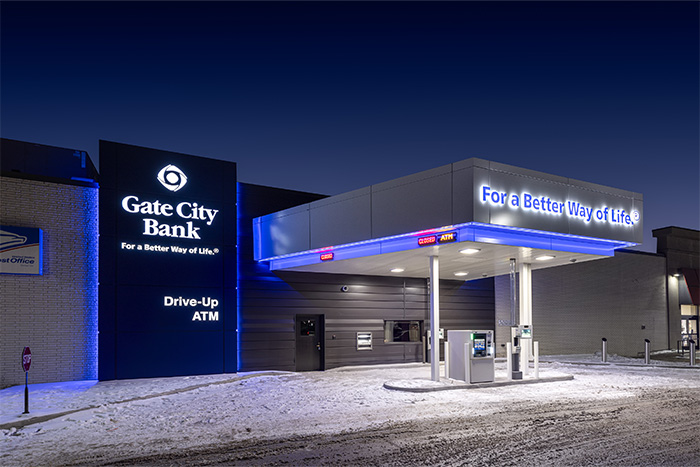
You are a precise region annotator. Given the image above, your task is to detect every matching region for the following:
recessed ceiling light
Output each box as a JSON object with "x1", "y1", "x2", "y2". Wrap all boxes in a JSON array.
[
  {"x1": 536, "y1": 255, "x2": 556, "y2": 261},
  {"x1": 454, "y1": 272, "x2": 468, "y2": 277},
  {"x1": 459, "y1": 248, "x2": 481, "y2": 255},
  {"x1": 390, "y1": 268, "x2": 405, "y2": 273}
]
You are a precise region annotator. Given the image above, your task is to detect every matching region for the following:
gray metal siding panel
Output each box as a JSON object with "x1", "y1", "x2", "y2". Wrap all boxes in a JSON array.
[
  {"x1": 452, "y1": 165, "x2": 474, "y2": 225},
  {"x1": 309, "y1": 187, "x2": 372, "y2": 249},
  {"x1": 494, "y1": 251, "x2": 667, "y2": 357},
  {"x1": 371, "y1": 167, "x2": 453, "y2": 239},
  {"x1": 256, "y1": 208, "x2": 311, "y2": 258}
]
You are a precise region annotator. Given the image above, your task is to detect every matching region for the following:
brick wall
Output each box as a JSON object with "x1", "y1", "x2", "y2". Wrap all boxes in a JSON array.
[
  {"x1": 0, "y1": 176, "x2": 98, "y2": 387},
  {"x1": 495, "y1": 251, "x2": 668, "y2": 357}
]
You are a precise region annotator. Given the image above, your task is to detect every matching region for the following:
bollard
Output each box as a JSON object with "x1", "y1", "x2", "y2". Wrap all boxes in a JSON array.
[
  {"x1": 464, "y1": 343, "x2": 471, "y2": 384},
  {"x1": 690, "y1": 340, "x2": 696, "y2": 366},
  {"x1": 534, "y1": 341, "x2": 539, "y2": 379},
  {"x1": 506, "y1": 342, "x2": 513, "y2": 381},
  {"x1": 444, "y1": 341, "x2": 450, "y2": 379},
  {"x1": 644, "y1": 339, "x2": 651, "y2": 364},
  {"x1": 602, "y1": 338, "x2": 608, "y2": 363}
]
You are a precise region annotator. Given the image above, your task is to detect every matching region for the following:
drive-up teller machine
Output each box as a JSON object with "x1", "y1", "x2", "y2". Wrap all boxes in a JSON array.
[{"x1": 447, "y1": 330, "x2": 495, "y2": 383}]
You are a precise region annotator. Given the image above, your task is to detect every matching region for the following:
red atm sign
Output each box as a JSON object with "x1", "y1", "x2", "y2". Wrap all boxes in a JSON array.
[{"x1": 418, "y1": 232, "x2": 457, "y2": 247}]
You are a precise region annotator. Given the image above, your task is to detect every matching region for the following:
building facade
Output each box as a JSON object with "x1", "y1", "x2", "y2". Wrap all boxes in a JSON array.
[{"x1": 0, "y1": 138, "x2": 697, "y2": 386}]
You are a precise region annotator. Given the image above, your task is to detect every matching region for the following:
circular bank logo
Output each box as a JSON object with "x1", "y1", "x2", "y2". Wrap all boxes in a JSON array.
[{"x1": 157, "y1": 165, "x2": 188, "y2": 192}]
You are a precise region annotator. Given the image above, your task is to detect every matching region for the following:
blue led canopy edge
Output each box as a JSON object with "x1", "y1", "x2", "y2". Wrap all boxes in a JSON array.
[{"x1": 260, "y1": 222, "x2": 636, "y2": 270}]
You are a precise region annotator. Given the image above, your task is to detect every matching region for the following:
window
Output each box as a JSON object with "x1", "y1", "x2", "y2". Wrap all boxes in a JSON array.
[{"x1": 384, "y1": 320, "x2": 422, "y2": 343}]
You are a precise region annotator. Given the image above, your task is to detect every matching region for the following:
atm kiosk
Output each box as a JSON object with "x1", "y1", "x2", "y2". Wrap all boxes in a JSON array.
[{"x1": 447, "y1": 330, "x2": 495, "y2": 383}]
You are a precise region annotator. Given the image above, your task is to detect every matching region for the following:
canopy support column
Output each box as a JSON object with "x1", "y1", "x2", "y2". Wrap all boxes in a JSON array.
[
  {"x1": 430, "y1": 255, "x2": 440, "y2": 382},
  {"x1": 519, "y1": 262, "x2": 532, "y2": 374}
]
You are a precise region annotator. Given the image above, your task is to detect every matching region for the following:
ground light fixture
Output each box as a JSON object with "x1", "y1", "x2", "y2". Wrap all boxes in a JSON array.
[
  {"x1": 390, "y1": 268, "x2": 405, "y2": 273},
  {"x1": 535, "y1": 255, "x2": 556, "y2": 261},
  {"x1": 459, "y1": 248, "x2": 481, "y2": 255}
]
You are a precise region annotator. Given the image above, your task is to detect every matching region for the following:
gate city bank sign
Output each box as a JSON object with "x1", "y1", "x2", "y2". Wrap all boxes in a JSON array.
[
  {"x1": 119, "y1": 164, "x2": 222, "y2": 322},
  {"x1": 121, "y1": 164, "x2": 219, "y2": 240}
]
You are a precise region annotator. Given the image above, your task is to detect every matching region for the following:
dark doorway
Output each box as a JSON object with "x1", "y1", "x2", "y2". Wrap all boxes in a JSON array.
[{"x1": 295, "y1": 315, "x2": 324, "y2": 371}]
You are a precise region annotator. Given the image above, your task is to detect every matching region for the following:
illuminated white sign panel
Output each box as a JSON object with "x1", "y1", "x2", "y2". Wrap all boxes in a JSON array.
[
  {"x1": 120, "y1": 195, "x2": 219, "y2": 239},
  {"x1": 157, "y1": 164, "x2": 188, "y2": 192},
  {"x1": 480, "y1": 185, "x2": 640, "y2": 227},
  {"x1": 164, "y1": 295, "x2": 220, "y2": 321}
]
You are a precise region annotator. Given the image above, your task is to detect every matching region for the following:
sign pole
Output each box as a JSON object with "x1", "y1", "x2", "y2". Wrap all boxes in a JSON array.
[
  {"x1": 24, "y1": 371, "x2": 29, "y2": 414},
  {"x1": 21, "y1": 346, "x2": 31, "y2": 414}
]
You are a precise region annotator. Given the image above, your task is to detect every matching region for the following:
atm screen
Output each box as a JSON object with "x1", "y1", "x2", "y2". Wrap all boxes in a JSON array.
[{"x1": 474, "y1": 339, "x2": 486, "y2": 351}]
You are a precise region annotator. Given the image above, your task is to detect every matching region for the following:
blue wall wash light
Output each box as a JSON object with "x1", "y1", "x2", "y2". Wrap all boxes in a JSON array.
[
  {"x1": 236, "y1": 183, "x2": 242, "y2": 372},
  {"x1": 85, "y1": 188, "x2": 100, "y2": 380}
]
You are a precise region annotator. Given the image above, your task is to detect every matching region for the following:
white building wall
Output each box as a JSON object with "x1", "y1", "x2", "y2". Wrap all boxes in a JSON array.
[{"x1": 0, "y1": 177, "x2": 98, "y2": 387}]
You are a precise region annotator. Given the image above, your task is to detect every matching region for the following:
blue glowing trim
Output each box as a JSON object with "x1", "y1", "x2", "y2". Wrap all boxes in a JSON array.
[
  {"x1": 236, "y1": 184, "x2": 242, "y2": 372},
  {"x1": 261, "y1": 222, "x2": 637, "y2": 271},
  {"x1": 88, "y1": 190, "x2": 99, "y2": 379},
  {"x1": 260, "y1": 224, "x2": 459, "y2": 261},
  {"x1": 469, "y1": 223, "x2": 637, "y2": 248}
]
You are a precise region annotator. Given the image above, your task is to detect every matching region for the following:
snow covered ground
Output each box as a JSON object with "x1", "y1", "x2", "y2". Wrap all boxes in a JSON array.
[{"x1": 1, "y1": 355, "x2": 698, "y2": 466}]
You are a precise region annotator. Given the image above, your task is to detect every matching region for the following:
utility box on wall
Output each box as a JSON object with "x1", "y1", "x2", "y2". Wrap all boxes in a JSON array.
[{"x1": 356, "y1": 332, "x2": 372, "y2": 350}]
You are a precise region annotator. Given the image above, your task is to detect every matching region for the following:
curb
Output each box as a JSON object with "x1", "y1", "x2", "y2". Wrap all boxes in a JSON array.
[
  {"x1": 541, "y1": 360, "x2": 700, "y2": 370},
  {"x1": 383, "y1": 374, "x2": 574, "y2": 393}
]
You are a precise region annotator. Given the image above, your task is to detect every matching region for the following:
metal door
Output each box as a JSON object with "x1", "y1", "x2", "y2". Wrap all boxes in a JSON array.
[{"x1": 295, "y1": 315, "x2": 324, "y2": 371}]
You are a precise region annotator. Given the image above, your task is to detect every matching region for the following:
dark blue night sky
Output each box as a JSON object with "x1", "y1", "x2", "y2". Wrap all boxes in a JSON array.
[{"x1": 1, "y1": 1, "x2": 698, "y2": 251}]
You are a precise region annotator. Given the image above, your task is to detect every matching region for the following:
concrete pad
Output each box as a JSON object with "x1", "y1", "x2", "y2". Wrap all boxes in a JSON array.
[{"x1": 383, "y1": 374, "x2": 574, "y2": 393}]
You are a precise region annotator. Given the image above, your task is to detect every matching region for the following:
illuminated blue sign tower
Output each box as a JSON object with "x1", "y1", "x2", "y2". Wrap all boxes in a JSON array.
[{"x1": 99, "y1": 141, "x2": 237, "y2": 380}]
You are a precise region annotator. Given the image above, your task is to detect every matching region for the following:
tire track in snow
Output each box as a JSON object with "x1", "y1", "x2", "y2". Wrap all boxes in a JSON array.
[{"x1": 84, "y1": 388, "x2": 700, "y2": 466}]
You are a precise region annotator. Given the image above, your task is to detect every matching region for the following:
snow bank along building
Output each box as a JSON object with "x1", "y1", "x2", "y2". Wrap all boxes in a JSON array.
[{"x1": 1, "y1": 138, "x2": 698, "y2": 386}]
